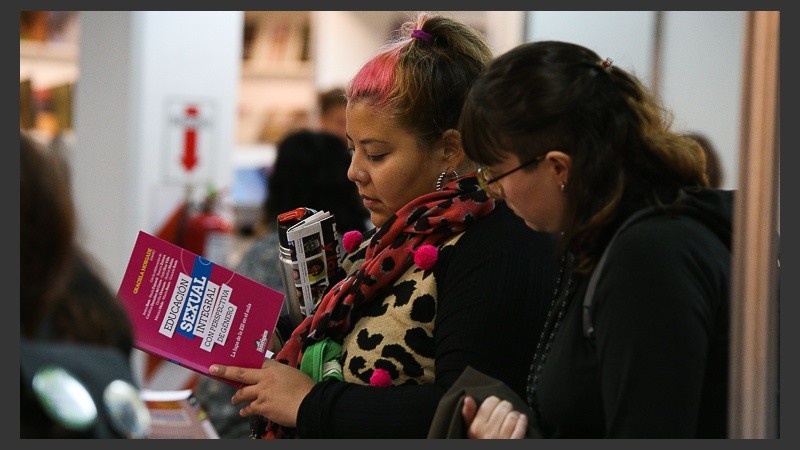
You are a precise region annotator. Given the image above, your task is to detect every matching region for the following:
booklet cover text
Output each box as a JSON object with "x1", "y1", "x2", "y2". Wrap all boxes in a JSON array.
[{"x1": 117, "y1": 231, "x2": 284, "y2": 387}]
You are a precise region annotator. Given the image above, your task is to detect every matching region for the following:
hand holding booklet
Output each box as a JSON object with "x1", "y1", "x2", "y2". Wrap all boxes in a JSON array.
[{"x1": 116, "y1": 231, "x2": 284, "y2": 387}]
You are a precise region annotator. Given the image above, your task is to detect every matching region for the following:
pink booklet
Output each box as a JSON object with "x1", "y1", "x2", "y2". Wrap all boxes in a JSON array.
[{"x1": 117, "y1": 231, "x2": 284, "y2": 387}]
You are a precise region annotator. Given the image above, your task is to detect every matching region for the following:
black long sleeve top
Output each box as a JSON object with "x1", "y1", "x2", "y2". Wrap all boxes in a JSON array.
[
  {"x1": 296, "y1": 203, "x2": 559, "y2": 438},
  {"x1": 534, "y1": 189, "x2": 733, "y2": 438}
]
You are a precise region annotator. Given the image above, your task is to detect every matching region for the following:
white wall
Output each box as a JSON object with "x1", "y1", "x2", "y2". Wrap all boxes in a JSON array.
[
  {"x1": 527, "y1": 11, "x2": 657, "y2": 86},
  {"x1": 525, "y1": 11, "x2": 744, "y2": 190},
  {"x1": 72, "y1": 12, "x2": 139, "y2": 286},
  {"x1": 74, "y1": 11, "x2": 244, "y2": 391},
  {"x1": 73, "y1": 11, "x2": 243, "y2": 288},
  {"x1": 312, "y1": 11, "x2": 403, "y2": 90},
  {"x1": 311, "y1": 11, "x2": 524, "y2": 90},
  {"x1": 660, "y1": 11, "x2": 745, "y2": 190}
]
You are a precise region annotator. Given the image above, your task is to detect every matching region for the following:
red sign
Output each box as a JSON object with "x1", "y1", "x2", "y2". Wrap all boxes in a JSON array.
[
  {"x1": 164, "y1": 99, "x2": 214, "y2": 184},
  {"x1": 182, "y1": 106, "x2": 199, "y2": 172}
]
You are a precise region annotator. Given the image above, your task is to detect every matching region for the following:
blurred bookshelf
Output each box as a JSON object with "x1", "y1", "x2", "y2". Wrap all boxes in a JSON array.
[
  {"x1": 237, "y1": 11, "x2": 315, "y2": 145},
  {"x1": 241, "y1": 11, "x2": 312, "y2": 79},
  {"x1": 19, "y1": 11, "x2": 79, "y2": 139}
]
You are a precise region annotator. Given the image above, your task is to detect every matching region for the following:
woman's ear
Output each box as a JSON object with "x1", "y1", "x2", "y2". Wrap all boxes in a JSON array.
[
  {"x1": 544, "y1": 150, "x2": 572, "y2": 187},
  {"x1": 440, "y1": 129, "x2": 465, "y2": 168}
]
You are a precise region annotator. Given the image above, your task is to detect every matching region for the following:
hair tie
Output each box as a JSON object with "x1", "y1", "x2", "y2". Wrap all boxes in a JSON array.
[
  {"x1": 411, "y1": 29, "x2": 433, "y2": 42},
  {"x1": 599, "y1": 57, "x2": 614, "y2": 72}
]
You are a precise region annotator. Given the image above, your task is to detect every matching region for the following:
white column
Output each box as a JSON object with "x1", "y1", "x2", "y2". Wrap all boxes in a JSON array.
[
  {"x1": 73, "y1": 12, "x2": 243, "y2": 390},
  {"x1": 73, "y1": 11, "x2": 243, "y2": 287}
]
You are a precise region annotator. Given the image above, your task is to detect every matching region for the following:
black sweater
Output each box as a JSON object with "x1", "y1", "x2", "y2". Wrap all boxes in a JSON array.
[
  {"x1": 296, "y1": 202, "x2": 559, "y2": 438},
  {"x1": 534, "y1": 188, "x2": 733, "y2": 438}
]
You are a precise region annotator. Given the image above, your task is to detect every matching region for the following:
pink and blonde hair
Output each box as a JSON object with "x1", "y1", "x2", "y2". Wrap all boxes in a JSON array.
[{"x1": 346, "y1": 13, "x2": 492, "y2": 148}]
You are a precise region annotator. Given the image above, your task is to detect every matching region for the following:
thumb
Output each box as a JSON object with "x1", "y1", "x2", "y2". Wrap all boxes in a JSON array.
[{"x1": 461, "y1": 395, "x2": 478, "y2": 424}]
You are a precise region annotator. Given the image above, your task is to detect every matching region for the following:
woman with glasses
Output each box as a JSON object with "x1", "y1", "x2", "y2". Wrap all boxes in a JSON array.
[
  {"x1": 208, "y1": 13, "x2": 559, "y2": 439},
  {"x1": 459, "y1": 40, "x2": 733, "y2": 438}
]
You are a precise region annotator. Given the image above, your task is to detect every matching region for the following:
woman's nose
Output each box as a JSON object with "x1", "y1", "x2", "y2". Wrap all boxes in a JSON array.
[{"x1": 347, "y1": 157, "x2": 366, "y2": 183}]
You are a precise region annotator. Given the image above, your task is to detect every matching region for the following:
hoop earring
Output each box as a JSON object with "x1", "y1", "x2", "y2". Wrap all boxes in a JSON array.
[
  {"x1": 436, "y1": 170, "x2": 460, "y2": 191},
  {"x1": 435, "y1": 171, "x2": 447, "y2": 191}
]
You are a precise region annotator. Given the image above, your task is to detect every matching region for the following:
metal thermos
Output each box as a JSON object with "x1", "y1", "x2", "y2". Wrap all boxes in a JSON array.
[{"x1": 277, "y1": 207, "x2": 316, "y2": 328}]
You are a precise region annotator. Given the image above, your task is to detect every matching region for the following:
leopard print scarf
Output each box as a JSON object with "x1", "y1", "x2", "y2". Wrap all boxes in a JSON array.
[{"x1": 256, "y1": 175, "x2": 494, "y2": 439}]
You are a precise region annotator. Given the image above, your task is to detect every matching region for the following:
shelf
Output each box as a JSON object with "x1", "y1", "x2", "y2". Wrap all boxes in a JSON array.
[
  {"x1": 238, "y1": 11, "x2": 315, "y2": 145},
  {"x1": 241, "y1": 11, "x2": 312, "y2": 82},
  {"x1": 20, "y1": 39, "x2": 78, "y2": 62},
  {"x1": 241, "y1": 61, "x2": 313, "y2": 80}
]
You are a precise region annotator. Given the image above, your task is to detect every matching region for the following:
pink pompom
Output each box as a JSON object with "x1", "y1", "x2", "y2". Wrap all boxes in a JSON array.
[
  {"x1": 342, "y1": 230, "x2": 364, "y2": 253},
  {"x1": 370, "y1": 368, "x2": 392, "y2": 387},
  {"x1": 413, "y1": 244, "x2": 438, "y2": 270}
]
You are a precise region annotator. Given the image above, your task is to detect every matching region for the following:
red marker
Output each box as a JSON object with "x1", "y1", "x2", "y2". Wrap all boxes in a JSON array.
[{"x1": 181, "y1": 106, "x2": 199, "y2": 172}]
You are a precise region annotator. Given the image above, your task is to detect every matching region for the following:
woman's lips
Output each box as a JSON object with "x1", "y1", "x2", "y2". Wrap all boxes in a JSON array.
[{"x1": 361, "y1": 195, "x2": 377, "y2": 209}]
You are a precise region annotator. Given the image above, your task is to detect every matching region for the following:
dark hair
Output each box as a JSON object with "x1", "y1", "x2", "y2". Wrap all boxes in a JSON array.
[
  {"x1": 47, "y1": 250, "x2": 135, "y2": 355},
  {"x1": 685, "y1": 132, "x2": 723, "y2": 188},
  {"x1": 264, "y1": 129, "x2": 369, "y2": 234},
  {"x1": 318, "y1": 87, "x2": 347, "y2": 114},
  {"x1": 346, "y1": 12, "x2": 492, "y2": 151},
  {"x1": 20, "y1": 130, "x2": 137, "y2": 438},
  {"x1": 21, "y1": 130, "x2": 75, "y2": 337},
  {"x1": 460, "y1": 40, "x2": 707, "y2": 273},
  {"x1": 21, "y1": 130, "x2": 135, "y2": 352}
]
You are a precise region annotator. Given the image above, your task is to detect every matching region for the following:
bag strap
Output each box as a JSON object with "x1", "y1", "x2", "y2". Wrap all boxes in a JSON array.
[
  {"x1": 582, "y1": 206, "x2": 658, "y2": 339},
  {"x1": 299, "y1": 337, "x2": 343, "y2": 382}
]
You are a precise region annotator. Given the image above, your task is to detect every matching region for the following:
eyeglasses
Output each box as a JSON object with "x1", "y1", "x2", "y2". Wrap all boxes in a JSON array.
[{"x1": 477, "y1": 155, "x2": 544, "y2": 199}]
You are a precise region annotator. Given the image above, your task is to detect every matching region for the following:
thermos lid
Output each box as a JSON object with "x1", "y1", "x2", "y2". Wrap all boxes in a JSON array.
[{"x1": 277, "y1": 207, "x2": 317, "y2": 248}]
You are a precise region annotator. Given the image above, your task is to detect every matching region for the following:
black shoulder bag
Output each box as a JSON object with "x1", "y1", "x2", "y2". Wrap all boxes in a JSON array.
[{"x1": 582, "y1": 206, "x2": 657, "y2": 339}]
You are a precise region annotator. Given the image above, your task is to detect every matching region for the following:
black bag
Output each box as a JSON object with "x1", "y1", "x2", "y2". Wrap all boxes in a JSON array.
[
  {"x1": 20, "y1": 338, "x2": 149, "y2": 438},
  {"x1": 427, "y1": 365, "x2": 541, "y2": 439}
]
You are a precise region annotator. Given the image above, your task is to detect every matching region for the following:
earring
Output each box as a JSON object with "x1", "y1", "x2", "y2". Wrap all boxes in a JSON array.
[
  {"x1": 435, "y1": 170, "x2": 460, "y2": 191},
  {"x1": 560, "y1": 183, "x2": 566, "y2": 192},
  {"x1": 435, "y1": 171, "x2": 447, "y2": 191}
]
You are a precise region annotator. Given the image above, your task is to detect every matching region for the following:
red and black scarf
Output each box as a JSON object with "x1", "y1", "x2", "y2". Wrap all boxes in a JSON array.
[{"x1": 253, "y1": 175, "x2": 494, "y2": 439}]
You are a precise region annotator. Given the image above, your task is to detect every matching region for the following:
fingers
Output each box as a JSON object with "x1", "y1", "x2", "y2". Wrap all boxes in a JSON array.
[
  {"x1": 479, "y1": 396, "x2": 503, "y2": 426},
  {"x1": 510, "y1": 413, "x2": 528, "y2": 439},
  {"x1": 238, "y1": 402, "x2": 254, "y2": 417},
  {"x1": 231, "y1": 386, "x2": 249, "y2": 405},
  {"x1": 466, "y1": 396, "x2": 500, "y2": 439},
  {"x1": 462, "y1": 396, "x2": 478, "y2": 424},
  {"x1": 209, "y1": 364, "x2": 252, "y2": 385},
  {"x1": 499, "y1": 410, "x2": 527, "y2": 439},
  {"x1": 466, "y1": 396, "x2": 527, "y2": 439}
]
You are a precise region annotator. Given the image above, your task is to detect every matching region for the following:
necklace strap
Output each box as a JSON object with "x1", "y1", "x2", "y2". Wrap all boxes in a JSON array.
[{"x1": 526, "y1": 253, "x2": 575, "y2": 416}]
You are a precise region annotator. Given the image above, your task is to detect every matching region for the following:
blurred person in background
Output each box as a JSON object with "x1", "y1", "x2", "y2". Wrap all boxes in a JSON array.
[
  {"x1": 317, "y1": 87, "x2": 348, "y2": 143},
  {"x1": 21, "y1": 130, "x2": 145, "y2": 438},
  {"x1": 685, "y1": 132, "x2": 724, "y2": 188}
]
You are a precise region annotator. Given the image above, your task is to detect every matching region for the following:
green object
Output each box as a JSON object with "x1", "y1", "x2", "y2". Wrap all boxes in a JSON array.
[{"x1": 299, "y1": 338, "x2": 343, "y2": 382}]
